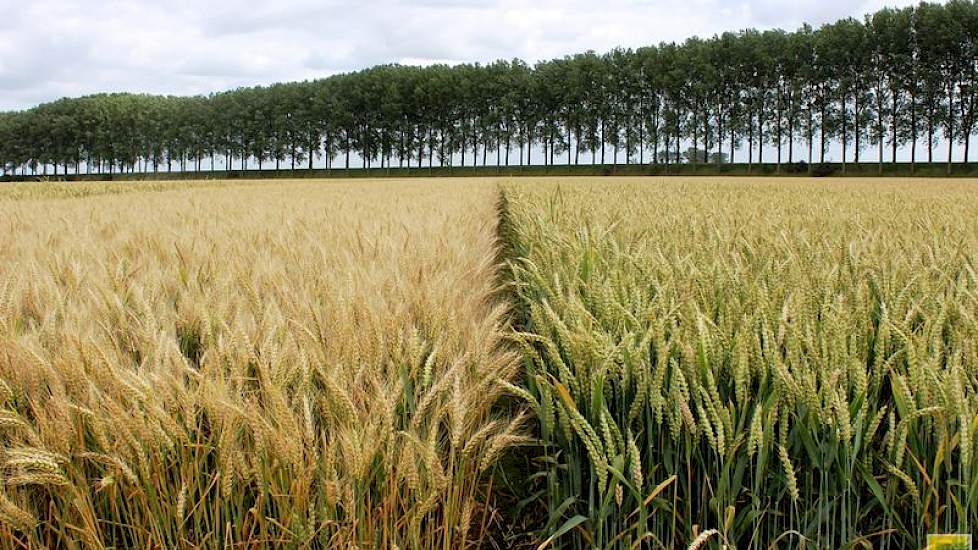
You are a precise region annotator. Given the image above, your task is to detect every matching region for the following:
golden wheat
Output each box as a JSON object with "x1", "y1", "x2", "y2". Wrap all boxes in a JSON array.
[{"x1": 0, "y1": 178, "x2": 524, "y2": 548}]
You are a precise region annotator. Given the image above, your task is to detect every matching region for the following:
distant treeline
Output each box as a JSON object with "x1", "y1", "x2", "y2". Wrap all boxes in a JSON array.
[
  {"x1": 7, "y1": 162, "x2": 978, "y2": 184},
  {"x1": 1, "y1": 1, "x2": 976, "y2": 177}
]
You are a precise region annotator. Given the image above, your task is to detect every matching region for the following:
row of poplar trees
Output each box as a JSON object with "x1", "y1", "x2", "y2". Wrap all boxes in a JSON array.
[{"x1": 1, "y1": 1, "x2": 976, "y2": 177}]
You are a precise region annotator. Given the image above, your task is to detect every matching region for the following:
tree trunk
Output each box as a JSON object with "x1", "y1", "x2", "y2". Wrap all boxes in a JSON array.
[
  {"x1": 757, "y1": 106, "x2": 763, "y2": 166},
  {"x1": 550, "y1": 126, "x2": 557, "y2": 166},
  {"x1": 639, "y1": 120, "x2": 644, "y2": 165},
  {"x1": 601, "y1": 122, "x2": 606, "y2": 164},
  {"x1": 928, "y1": 114, "x2": 934, "y2": 164},
  {"x1": 947, "y1": 85, "x2": 955, "y2": 175},
  {"x1": 807, "y1": 108, "x2": 814, "y2": 166},
  {"x1": 440, "y1": 130, "x2": 446, "y2": 168},
  {"x1": 730, "y1": 125, "x2": 735, "y2": 164},
  {"x1": 717, "y1": 111, "x2": 724, "y2": 166},
  {"x1": 776, "y1": 99, "x2": 783, "y2": 172},
  {"x1": 854, "y1": 94, "x2": 861, "y2": 164},
  {"x1": 910, "y1": 94, "x2": 917, "y2": 173},
  {"x1": 652, "y1": 111, "x2": 659, "y2": 164},
  {"x1": 819, "y1": 102, "x2": 826, "y2": 164},
  {"x1": 653, "y1": 109, "x2": 660, "y2": 164},
  {"x1": 891, "y1": 93, "x2": 898, "y2": 164},
  {"x1": 570, "y1": 126, "x2": 576, "y2": 165},
  {"x1": 748, "y1": 109, "x2": 754, "y2": 173},
  {"x1": 841, "y1": 96, "x2": 848, "y2": 173},
  {"x1": 675, "y1": 119, "x2": 680, "y2": 166},
  {"x1": 877, "y1": 96, "x2": 884, "y2": 175},
  {"x1": 625, "y1": 121, "x2": 631, "y2": 165}
]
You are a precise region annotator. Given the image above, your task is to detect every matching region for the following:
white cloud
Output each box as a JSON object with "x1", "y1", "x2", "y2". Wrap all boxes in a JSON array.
[{"x1": 0, "y1": 0, "x2": 919, "y2": 110}]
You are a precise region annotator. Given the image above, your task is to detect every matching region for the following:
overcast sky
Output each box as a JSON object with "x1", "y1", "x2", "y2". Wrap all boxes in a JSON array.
[{"x1": 0, "y1": 0, "x2": 919, "y2": 111}]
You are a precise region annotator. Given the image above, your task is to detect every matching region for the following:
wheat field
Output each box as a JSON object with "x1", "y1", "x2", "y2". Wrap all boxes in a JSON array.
[
  {"x1": 0, "y1": 178, "x2": 274, "y2": 201},
  {"x1": 500, "y1": 177, "x2": 978, "y2": 549},
  {"x1": 0, "y1": 179, "x2": 526, "y2": 548},
  {"x1": 1, "y1": 176, "x2": 977, "y2": 549}
]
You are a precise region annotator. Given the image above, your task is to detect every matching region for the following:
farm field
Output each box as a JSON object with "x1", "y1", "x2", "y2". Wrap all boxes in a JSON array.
[
  {"x1": 501, "y1": 177, "x2": 978, "y2": 548},
  {"x1": 0, "y1": 176, "x2": 976, "y2": 549},
  {"x1": 0, "y1": 179, "x2": 524, "y2": 548},
  {"x1": 0, "y1": 178, "x2": 285, "y2": 201}
]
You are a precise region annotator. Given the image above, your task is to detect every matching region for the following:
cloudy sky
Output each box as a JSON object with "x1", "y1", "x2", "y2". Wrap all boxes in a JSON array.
[{"x1": 1, "y1": 0, "x2": 918, "y2": 111}]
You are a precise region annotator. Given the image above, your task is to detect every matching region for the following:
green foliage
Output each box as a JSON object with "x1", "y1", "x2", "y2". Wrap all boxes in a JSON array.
[{"x1": 500, "y1": 178, "x2": 978, "y2": 549}]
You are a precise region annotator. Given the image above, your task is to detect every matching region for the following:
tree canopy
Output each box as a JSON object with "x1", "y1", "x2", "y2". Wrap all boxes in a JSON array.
[{"x1": 2, "y1": 1, "x2": 976, "y2": 177}]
